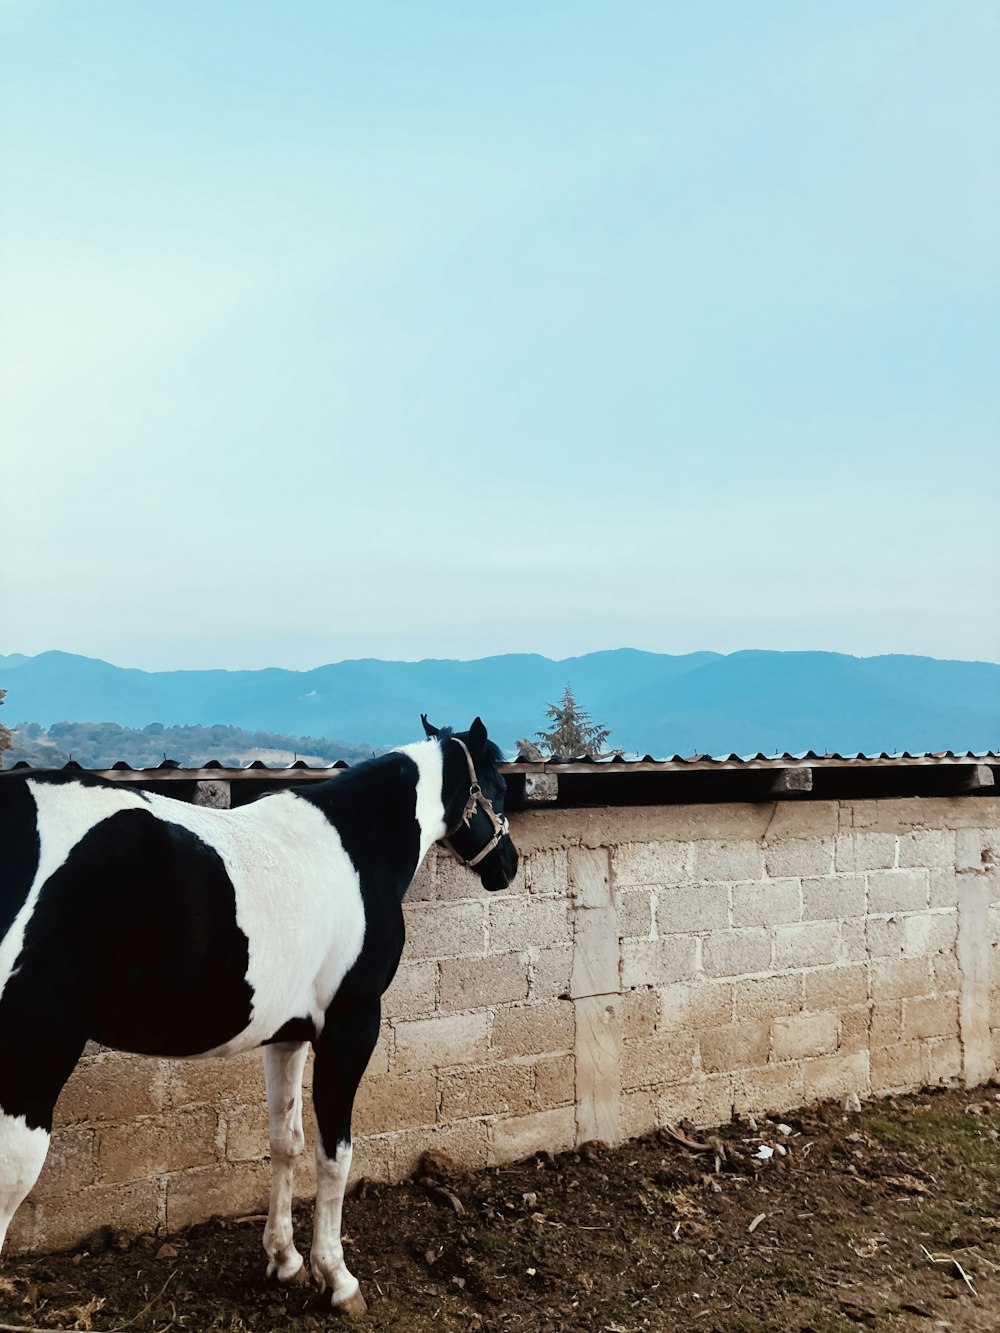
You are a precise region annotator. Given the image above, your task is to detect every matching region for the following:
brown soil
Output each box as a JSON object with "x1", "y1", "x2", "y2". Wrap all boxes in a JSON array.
[{"x1": 4, "y1": 1085, "x2": 1000, "y2": 1333}]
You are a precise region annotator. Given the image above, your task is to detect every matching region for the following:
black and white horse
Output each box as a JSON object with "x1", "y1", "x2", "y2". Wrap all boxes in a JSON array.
[{"x1": 0, "y1": 716, "x2": 517, "y2": 1315}]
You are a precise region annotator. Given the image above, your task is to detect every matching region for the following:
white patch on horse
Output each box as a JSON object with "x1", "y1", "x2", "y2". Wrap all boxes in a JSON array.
[
  {"x1": 396, "y1": 740, "x2": 447, "y2": 860},
  {"x1": 310, "y1": 1139, "x2": 362, "y2": 1311},
  {"x1": 139, "y1": 791, "x2": 366, "y2": 1053},
  {"x1": 0, "y1": 781, "x2": 146, "y2": 1004},
  {"x1": 0, "y1": 1112, "x2": 49, "y2": 1255}
]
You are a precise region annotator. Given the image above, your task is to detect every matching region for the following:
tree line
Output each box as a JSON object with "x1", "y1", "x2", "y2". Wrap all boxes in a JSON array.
[{"x1": 3, "y1": 720, "x2": 373, "y2": 770}]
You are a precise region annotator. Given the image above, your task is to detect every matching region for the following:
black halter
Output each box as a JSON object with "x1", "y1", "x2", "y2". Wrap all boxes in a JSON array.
[{"x1": 441, "y1": 736, "x2": 510, "y2": 868}]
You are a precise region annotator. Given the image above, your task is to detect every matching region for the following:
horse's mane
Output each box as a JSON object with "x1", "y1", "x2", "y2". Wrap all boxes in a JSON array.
[{"x1": 435, "y1": 726, "x2": 504, "y2": 768}]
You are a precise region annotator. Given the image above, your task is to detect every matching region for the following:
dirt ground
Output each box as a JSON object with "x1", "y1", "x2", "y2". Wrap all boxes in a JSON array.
[{"x1": 4, "y1": 1084, "x2": 1000, "y2": 1333}]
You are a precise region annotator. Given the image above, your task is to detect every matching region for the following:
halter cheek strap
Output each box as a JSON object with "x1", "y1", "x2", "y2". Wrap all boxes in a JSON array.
[{"x1": 441, "y1": 736, "x2": 510, "y2": 868}]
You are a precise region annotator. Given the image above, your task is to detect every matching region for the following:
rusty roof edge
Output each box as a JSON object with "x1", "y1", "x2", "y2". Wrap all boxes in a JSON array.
[{"x1": 3, "y1": 751, "x2": 998, "y2": 781}]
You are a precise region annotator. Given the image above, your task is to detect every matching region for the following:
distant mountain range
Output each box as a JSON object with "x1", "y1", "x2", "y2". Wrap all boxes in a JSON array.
[{"x1": 1, "y1": 648, "x2": 998, "y2": 759}]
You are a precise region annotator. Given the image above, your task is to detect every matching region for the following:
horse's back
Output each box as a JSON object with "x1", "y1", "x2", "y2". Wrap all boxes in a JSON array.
[{"x1": 0, "y1": 777, "x2": 366, "y2": 1060}]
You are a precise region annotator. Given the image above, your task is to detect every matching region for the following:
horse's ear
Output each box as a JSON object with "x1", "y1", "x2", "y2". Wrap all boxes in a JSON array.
[
  {"x1": 421, "y1": 714, "x2": 440, "y2": 738},
  {"x1": 469, "y1": 717, "x2": 488, "y2": 750}
]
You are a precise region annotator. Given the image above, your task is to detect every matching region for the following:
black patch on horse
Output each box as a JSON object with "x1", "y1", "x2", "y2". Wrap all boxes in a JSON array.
[
  {"x1": 0, "y1": 779, "x2": 40, "y2": 943},
  {"x1": 0, "y1": 808, "x2": 255, "y2": 1075}
]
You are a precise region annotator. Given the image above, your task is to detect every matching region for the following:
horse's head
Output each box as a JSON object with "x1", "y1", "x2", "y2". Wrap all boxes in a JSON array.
[{"x1": 421, "y1": 714, "x2": 519, "y2": 892}]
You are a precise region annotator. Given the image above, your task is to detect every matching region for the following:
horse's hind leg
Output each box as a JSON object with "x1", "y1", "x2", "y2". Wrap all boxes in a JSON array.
[
  {"x1": 262, "y1": 1041, "x2": 309, "y2": 1283},
  {"x1": 309, "y1": 995, "x2": 382, "y2": 1316}
]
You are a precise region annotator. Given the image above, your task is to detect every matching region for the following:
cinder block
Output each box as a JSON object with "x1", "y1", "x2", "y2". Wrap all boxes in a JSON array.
[
  {"x1": 618, "y1": 888, "x2": 654, "y2": 940},
  {"x1": 929, "y1": 867, "x2": 961, "y2": 909},
  {"x1": 804, "y1": 966, "x2": 868, "y2": 1011},
  {"x1": 866, "y1": 916, "x2": 907, "y2": 957},
  {"x1": 524, "y1": 847, "x2": 570, "y2": 897},
  {"x1": 438, "y1": 1064, "x2": 534, "y2": 1121},
  {"x1": 773, "y1": 921, "x2": 841, "y2": 970},
  {"x1": 870, "y1": 957, "x2": 932, "y2": 1002},
  {"x1": 932, "y1": 954, "x2": 961, "y2": 993},
  {"x1": 772, "y1": 1012, "x2": 838, "y2": 1061},
  {"x1": 97, "y1": 1108, "x2": 219, "y2": 1184},
  {"x1": 389, "y1": 1119, "x2": 491, "y2": 1180},
  {"x1": 354, "y1": 1072, "x2": 438, "y2": 1135},
  {"x1": 613, "y1": 840, "x2": 692, "y2": 887},
  {"x1": 621, "y1": 936, "x2": 699, "y2": 989},
  {"x1": 165, "y1": 1162, "x2": 270, "y2": 1232},
  {"x1": 660, "y1": 805, "x2": 773, "y2": 844},
  {"x1": 701, "y1": 930, "x2": 772, "y2": 979},
  {"x1": 656, "y1": 1075, "x2": 737, "y2": 1131},
  {"x1": 942, "y1": 796, "x2": 1000, "y2": 830},
  {"x1": 840, "y1": 920, "x2": 868, "y2": 963},
  {"x1": 55, "y1": 1054, "x2": 168, "y2": 1125},
  {"x1": 732, "y1": 1065, "x2": 806, "y2": 1117},
  {"x1": 902, "y1": 995, "x2": 959, "y2": 1041},
  {"x1": 224, "y1": 1103, "x2": 270, "y2": 1163},
  {"x1": 162, "y1": 1050, "x2": 264, "y2": 1112},
  {"x1": 904, "y1": 910, "x2": 958, "y2": 957},
  {"x1": 838, "y1": 1007, "x2": 872, "y2": 1055},
  {"x1": 867, "y1": 869, "x2": 929, "y2": 914},
  {"x1": 408, "y1": 859, "x2": 435, "y2": 902},
  {"x1": 491, "y1": 1000, "x2": 575, "y2": 1059},
  {"x1": 621, "y1": 1035, "x2": 697, "y2": 1089},
  {"x1": 436, "y1": 852, "x2": 490, "y2": 902},
  {"x1": 802, "y1": 1051, "x2": 870, "y2": 1102},
  {"x1": 394, "y1": 1012, "x2": 489, "y2": 1073},
  {"x1": 871, "y1": 1042, "x2": 927, "y2": 1092},
  {"x1": 530, "y1": 944, "x2": 574, "y2": 1000},
  {"x1": 29, "y1": 1128, "x2": 96, "y2": 1200},
  {"x1": 488, "y1": 898, "x2": 569, "y2": 953},
  {"x1": 733, "y1": 974, "x2": 803, "y2": 1022},
  {"x1": 801, "y1": 875, "x2": 866, "y2": 921},
  {"x1": 348, "y1": 1133, "x2": 394, "y2": 1186},
  {"x1": 490, "y1": 1107, "x2": 576, "y2": 1164},
  {"x1": 898, "y1": 829, "x2": 957, "y2": 869},
  {"x1": 438, "y1": 952, "x2": 529, "y2": 1011},
  {"x1": 385, "y1": 960, "x2": 438, "y2": 1020},
  {"x1": 765, "y1": 839, "x2": 835, "y2": 879},
  {"x1": 765, "y1": 802, "x2": 839, "y2": 840},
  {"x1": 835, "y1": 833, "x2": 897, "y2": 874},
  {"x1": 659, "y1": 981, "x2": 735, "y2": 1030},
  {"x1": 622, "y1": 988, "x2": 659, "y2": 1040},
  {"x1": 369, "y1": 1026, "x2": 392, "y2": 1077},
  {"x1": 731, "y1": 879, "x2": 801, "y2": 928},
  {"x1": 34, "y1": 1178, "x2": 164, "y2": 1253},
  {"x1": 870, "y1": 1000, "x2": 903, "y2": 1045},
  {"x1": 693, "y1": 841, "x2": 765, "y2": 884},
  {"x1": 956, "y1": 829, "x2": 1000, "y2": 875},
  {"x1": 656, "y1": 884, "x2": 730, "y2": 934},
  {"x1": 699, "y1": 1021, "x2": 769, "y2": 1074},
  {"x1": 403, "y1": 902, "x2": 485, "y2": 960},
  {"x1": 927, "y1": 1036, "x2": 963, "y2": 1084},
  {"x1": 619, "y1": 1087, "x2": 659, "y2": 1140},
  {"x1": 534, "y1": 1054, "x2": 575, "y2": 1109}
]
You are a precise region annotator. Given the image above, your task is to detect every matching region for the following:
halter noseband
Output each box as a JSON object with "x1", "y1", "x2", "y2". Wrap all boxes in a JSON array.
[{"x1": 441, "y1": 736, "x2": 510, "y2": 868}]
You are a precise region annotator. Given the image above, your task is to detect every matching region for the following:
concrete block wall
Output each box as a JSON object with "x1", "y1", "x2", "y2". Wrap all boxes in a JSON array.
[{"x1": 9, "y1": 794, "x2": 1000, "y2": 1255}]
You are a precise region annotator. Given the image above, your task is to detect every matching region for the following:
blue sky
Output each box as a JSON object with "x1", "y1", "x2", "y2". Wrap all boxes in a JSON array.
[{"x1": 2, "y1": 1, "x2": 997, "y2": 669}]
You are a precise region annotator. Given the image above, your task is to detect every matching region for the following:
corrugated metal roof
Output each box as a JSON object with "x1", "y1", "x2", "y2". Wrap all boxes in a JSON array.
[{"x1": 3, "y1": 750, "x2": 997, "y2": 778}]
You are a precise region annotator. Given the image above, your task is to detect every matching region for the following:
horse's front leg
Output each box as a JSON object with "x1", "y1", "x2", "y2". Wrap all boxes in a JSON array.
[
  {"x1": 310, "y1": 996, "x2": 381, "y2": 1316},
  {"x1": 262, "y1": 1041, "x2": 309, "y2": 1284}
]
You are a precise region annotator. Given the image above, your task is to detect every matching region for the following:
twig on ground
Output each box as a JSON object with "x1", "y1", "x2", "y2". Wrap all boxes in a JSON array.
[{"x1": 920, "y1": 1245, "x2": 979, "y2": 1298}]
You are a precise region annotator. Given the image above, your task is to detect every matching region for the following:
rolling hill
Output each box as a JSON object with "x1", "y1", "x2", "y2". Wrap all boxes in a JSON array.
[{"x1": 1, "y1": 648, "x2": 997, "y2": 758}]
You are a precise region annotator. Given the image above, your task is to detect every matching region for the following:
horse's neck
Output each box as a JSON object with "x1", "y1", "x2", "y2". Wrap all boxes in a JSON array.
[{"x1": 393, "y1": 739, "x2": 447, "y2": 864}]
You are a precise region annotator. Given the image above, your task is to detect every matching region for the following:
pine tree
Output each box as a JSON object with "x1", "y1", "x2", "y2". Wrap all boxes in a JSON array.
[{"x1": 535, "y1": 684, "x2": 611, "y2": 758}]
